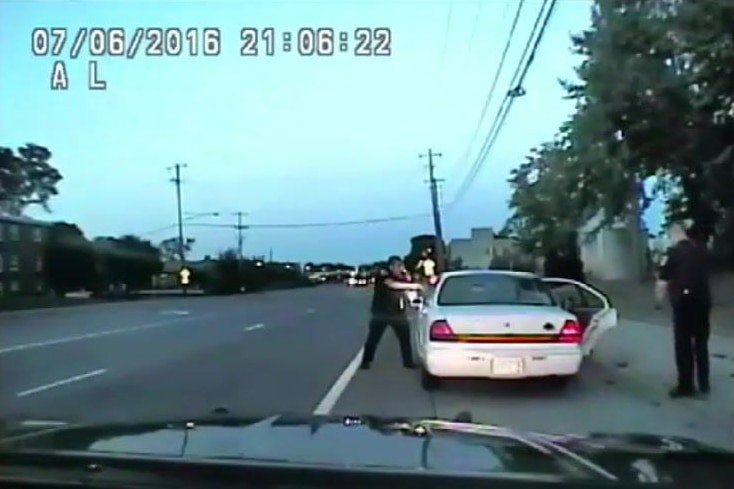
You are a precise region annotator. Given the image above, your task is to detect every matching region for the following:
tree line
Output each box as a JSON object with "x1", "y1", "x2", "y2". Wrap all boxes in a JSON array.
[
  {"x1": 504, "y1": 0, "x2": 734, "y2": 268},
  {"x1": 1, "y1": 144, "x2": 313, "y2": 296}
]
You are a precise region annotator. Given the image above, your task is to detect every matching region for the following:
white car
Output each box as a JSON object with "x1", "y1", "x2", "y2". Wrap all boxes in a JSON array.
[{"x1": 407, "y1": 269, "x2": 618, "y2": 390}]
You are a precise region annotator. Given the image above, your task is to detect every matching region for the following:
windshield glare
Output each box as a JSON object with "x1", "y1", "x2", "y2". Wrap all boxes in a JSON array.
[{"x1": 437, "y1": 275, "x2": 554, "y2": 307}]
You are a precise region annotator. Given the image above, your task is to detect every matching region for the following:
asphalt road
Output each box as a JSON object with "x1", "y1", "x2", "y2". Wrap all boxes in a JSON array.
[{"x1": 1, "y1": 285, "x2": 733, "y2": 450}]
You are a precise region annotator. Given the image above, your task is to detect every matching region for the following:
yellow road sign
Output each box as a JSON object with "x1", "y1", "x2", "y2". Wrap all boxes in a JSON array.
[{"x1": 179, "y1": 267, "x2": 191, "y2": 285}]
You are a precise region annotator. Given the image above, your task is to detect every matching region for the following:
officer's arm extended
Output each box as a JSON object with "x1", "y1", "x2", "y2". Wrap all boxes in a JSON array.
[{"x1": 385, "y1": 277, "x2": 423, "y2": 291}]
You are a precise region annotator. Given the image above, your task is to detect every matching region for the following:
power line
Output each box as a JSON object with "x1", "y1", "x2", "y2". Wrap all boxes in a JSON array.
[
  {"x1": 438, "y1": 0, "x2": 455, "y2": 68},
  {"x1": 134, "y1": 2, "x2": 558, "y2": 235},
  {"x1": 187, "y1": 211, "x2": 433, "y2": 229},
  {"x1": 448, "y1": 0, "x2": 558, "y2": 208},
  {"x1": 453, "y1": 0, "x2": 526, "y2": 172}
]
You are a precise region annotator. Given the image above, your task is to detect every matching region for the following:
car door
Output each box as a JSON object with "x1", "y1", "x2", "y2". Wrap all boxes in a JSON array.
[
  {"x1": 541, "y1": 278, "x2": 618, "y2": 356},
  {"x1": 408, "y1": 292, "x2": 432, "y2": 362}
]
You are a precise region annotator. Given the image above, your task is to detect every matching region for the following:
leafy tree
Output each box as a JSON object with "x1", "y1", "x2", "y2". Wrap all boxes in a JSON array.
[
  {"x1": 159, "y1": 236, "x2": 195, "y2": 261},
  {"x1": 210, "y1": 249, "x2": 241, "y2": 294},
  {"x1": 95, "y1": 235, "x2": 162, "y2": 290},
  {"x1": 42, "y1": 222, "x2": 97, "y2": 294},
  {"x1": 506, "y1": 0, "x2": 734, "y2": 258},
  {"x1": 0, "y1": 144, "x2": 62, "y2": 214}
]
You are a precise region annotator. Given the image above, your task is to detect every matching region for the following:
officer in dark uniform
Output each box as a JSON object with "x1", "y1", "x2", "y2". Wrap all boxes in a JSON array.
[
  {"x1": 657, "y1": 221, "x2": 711, "y2": 398},
  {"x1": 360, "y1": 256, "x2": 423, "y2": 370}
]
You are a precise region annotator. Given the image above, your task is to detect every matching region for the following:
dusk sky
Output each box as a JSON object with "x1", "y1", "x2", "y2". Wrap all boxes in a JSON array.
[{"x1": 0, "y1": 0, "x2": 663, "y2": 264}]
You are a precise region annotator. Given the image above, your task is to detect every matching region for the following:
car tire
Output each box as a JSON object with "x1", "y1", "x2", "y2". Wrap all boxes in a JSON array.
[{"x1": 420, "y1": 367, "x2": 440, "y2": 391}]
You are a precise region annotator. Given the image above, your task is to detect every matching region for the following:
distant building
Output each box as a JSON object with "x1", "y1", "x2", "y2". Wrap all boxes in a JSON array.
[
  {"x1": 577, "y1": 210, "x2": 648, "y2": 281},
  {"x1": 0, "y1": 214, "x2": 52, "y2": 296},
  {"x1": 447, "y1": 227, "x2": 521, "y2": 269}
]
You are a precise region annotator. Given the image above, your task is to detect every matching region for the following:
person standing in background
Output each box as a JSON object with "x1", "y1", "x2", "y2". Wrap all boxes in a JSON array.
[
  {"x1": 656, "y1": 221, "x2": 712, "y2": 398},
  {"x1": 416, "y1": 248, "x2": 437, "y2": 284}
]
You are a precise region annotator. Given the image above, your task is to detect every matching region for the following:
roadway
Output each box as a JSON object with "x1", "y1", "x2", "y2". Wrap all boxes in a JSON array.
[{"x1": 1, "y1": 285, "x2": 733, "y2": 450}]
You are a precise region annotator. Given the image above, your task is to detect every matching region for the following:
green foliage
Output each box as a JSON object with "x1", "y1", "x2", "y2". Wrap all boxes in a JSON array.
[
  {"x1": 506, "y1": 0, "x2": 734, "y2": 256},
  {"x1": 42, "y1": 229, "x2": 163, "y2": 294},
  {"x1": 93, "y1": 235, "x2": 163, "y2": 290},
  {"x1": 201, "y1": 249, "x2": 312, "y2": 295},
  {"x1": 159, "y1": 236, "x2": 195, "y2": 261},
  {"x1": 0, "y1": 144, "x2": 62, "y2": 214},
  {"x1": 43, "y1": 223, "x2": 97, "y2": 294}
]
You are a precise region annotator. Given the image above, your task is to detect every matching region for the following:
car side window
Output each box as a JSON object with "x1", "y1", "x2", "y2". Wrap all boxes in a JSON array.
[
  {"x1": 546, "y1": 282, "x2": 586, "y2": 308},
  {"x1": 578, "y1": 286, "x2": 605, "y2": 309}
]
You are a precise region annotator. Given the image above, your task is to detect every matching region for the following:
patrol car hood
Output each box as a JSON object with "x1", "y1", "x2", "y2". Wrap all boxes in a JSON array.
[{"x1": 0, "y1": 414, "x2": 731, "y2": 485}]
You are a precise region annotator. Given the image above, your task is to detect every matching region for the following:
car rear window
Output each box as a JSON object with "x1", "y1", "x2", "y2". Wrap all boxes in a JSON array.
[{"x1": 437, "y1": 274, "x2": 554, "y2": 306}]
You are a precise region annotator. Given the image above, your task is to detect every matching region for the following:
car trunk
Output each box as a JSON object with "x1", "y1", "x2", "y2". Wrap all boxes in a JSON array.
[{"x1": 433, "y1": 305, "x2": 571, "y2": 337}]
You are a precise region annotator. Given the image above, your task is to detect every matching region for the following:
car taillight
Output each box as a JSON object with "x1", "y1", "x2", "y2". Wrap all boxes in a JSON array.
[
  {"x1": 429, "y1": 320, "x2": 456, "y2": 342},
  {"x1": 558, "y1": 319, "x2": 582, "y2": 343}
]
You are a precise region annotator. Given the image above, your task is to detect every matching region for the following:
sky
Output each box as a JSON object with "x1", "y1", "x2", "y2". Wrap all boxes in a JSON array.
[{"x1": 0, "y1": 0, "x2": 663, "y2": 264}]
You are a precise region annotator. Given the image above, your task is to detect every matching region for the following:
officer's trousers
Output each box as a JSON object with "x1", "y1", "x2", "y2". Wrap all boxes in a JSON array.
[
  {"x1": 671, "y1": 294, "x2": 711, "y2": 391},
  {"x1": 361, "y1": 313, "x2": 412, "y2": 366}
]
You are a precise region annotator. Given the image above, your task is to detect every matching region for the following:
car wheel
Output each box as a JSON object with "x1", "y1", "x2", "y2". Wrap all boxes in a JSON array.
[{"x1": 420, "y1": 367, "x2": 440, "y2": 391}]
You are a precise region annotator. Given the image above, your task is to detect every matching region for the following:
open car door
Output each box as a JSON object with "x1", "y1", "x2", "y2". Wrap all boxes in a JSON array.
[{"x1": 541, "y1": 278, "x2": 618, "y2": 356}]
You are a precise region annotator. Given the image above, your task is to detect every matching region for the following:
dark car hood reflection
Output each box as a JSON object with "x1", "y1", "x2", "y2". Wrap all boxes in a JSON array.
[{"x1": 0, "y1": 414, "x2": 731, "y2": 484}]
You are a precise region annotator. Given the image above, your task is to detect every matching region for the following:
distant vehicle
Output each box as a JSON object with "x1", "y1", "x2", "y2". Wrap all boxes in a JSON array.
[
  {"x1": 346, "y1": 272, "x2": 369, "y2": 287},
  {"x1": 407, "y1": 269, "x2": 618, "y2": 390}
]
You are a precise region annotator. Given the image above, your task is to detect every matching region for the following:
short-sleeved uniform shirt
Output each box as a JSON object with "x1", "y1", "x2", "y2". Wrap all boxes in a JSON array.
[
  {"x1": 371, "y1": 269, "x2": 407, "y2": 318},
  {"x1": 658, "y1": 240, "x2": 711, "y2": 306}
]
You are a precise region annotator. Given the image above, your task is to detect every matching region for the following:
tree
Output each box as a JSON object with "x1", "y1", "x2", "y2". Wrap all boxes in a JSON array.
[
  {"x1": 507, "y1": 0, "x2": 734, "y2": 258},
  {"x1": 42, "y1": 222, "x2": 98, "y2": 294},
  {"x1": 95, "y1": 235, "x2": 162, "y2": 290},
  {"x1": 0, "y1": 144, "x2": 62, "y2": 214},
  {"x1": 159, "y1": 236, "x2": 195, "y2": 261},
  {"x1": 211, "y1": 249, "x2": 241, "y2": 294}
]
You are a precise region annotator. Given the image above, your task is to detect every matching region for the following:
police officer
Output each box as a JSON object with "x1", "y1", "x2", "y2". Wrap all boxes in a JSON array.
[
  {"x1": 360, "y1": 256, "x2": 423, "y2": 370},
  {"x1": 656, "y1": 221, "x2": 711, "y2": 398}
]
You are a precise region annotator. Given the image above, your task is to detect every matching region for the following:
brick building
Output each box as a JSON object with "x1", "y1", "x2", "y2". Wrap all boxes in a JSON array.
[{"x1": 0, "y1": 214, "x2": 51, "y2": 296}]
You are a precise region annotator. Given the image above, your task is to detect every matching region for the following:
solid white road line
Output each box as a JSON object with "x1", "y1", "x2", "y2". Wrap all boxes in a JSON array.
[
  {"x1": 0, "y1": 314, "x2": 212, "y2": 355},
  {"x1": 313, "y1": 348, "x2": 363, "y2": 415},
  {"x1": 17, "y1": 369, "x2": 107, "y2": 397},
  {"x1": 244, "y1": 323, "x2": 265, "y2": 332}
]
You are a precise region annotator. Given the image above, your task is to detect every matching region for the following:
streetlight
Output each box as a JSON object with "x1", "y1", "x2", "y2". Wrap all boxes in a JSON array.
[{"x1": 184, "y1": 211, "x2": 220, "y2": 222}]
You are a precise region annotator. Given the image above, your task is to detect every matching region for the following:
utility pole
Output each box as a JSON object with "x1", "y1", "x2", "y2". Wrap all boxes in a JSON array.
[
  {"x1": 169, "y1": 163, "x2": 188, "y2": 293},
  {"x1": 419, "y1": 149, "x2": 446, "y2": 272},
  {"x1": 168, "y1": 164, "x2": 188, "y2": 263},
  {"x1": 234, "y1": 211, "x2": 247, "y2": 261}
]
